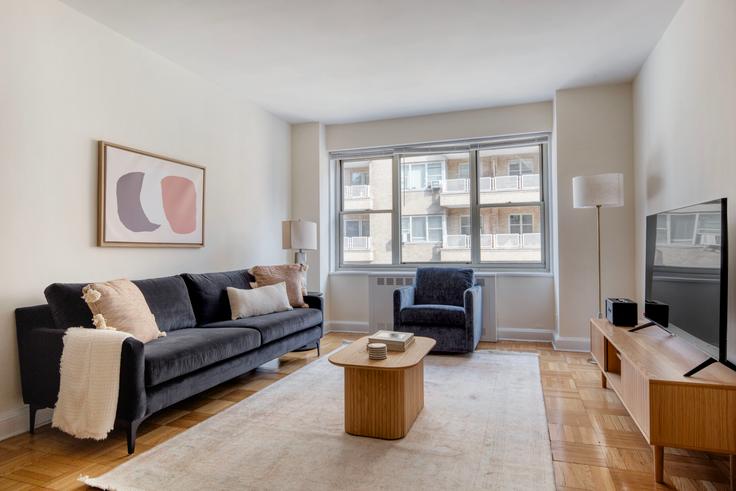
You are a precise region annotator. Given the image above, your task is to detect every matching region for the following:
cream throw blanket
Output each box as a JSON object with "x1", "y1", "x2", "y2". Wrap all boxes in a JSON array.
[{"x1": 52, "y1": 327, "x2": 131, "y2": 440}]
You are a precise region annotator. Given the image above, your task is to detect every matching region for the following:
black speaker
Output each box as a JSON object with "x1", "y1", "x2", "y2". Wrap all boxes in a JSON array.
[
  {"x1": 644, "y1": 300, "x2": 669, "y2": 327},
  {"x1": 605, "y1": 298, "x2": 638, "y2": 326}
]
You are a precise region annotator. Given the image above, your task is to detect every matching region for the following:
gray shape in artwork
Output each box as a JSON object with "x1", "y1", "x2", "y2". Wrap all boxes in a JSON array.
[{"x1": 116, "y1": 172, "x2": 161, "y2": 232}]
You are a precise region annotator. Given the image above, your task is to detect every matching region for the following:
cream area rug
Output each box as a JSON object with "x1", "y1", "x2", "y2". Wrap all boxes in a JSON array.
[{"x1": 84, "y1": 350, "x2": 554, "y2": 490}]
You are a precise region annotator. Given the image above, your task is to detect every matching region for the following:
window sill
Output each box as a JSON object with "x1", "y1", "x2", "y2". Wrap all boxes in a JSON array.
[{"x1": 330, "y1": 269, "x2": 553, "y2": 278}]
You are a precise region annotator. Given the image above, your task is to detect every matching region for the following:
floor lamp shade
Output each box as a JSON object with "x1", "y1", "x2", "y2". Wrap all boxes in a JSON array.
[
  {"x1": 572, "y1": 173, "x2": 624, "y2": 209},
  {"x1": 282, "y1": 220, "x2": 317, "y2": 252}
]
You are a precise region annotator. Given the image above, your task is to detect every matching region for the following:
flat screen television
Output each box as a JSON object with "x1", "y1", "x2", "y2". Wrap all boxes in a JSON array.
[{"x1": 644, "y1": 198, "x2": 729, "y2": 370}]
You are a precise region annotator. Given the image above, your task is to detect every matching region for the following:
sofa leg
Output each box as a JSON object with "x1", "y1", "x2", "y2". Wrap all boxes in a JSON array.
[
  {"x1": 317, "y1": 340, "x2": 321, "y2": 357},
  {"x1": 29, "y1": 404, "x2": 39, "y2": 434},
  {"x1": 126, "y1": 419, "x2": 141, "y2": 455}
]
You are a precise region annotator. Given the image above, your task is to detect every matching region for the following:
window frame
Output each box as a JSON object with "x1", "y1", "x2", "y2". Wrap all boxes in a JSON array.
[{"x1": 332, "y1": 134, "x2": 550, "y2": 272}]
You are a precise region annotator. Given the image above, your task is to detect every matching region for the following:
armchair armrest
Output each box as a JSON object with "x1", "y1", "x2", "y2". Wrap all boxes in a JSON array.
[
  {"x1": 464, "y1": 285, "x2": 483, "y2": 351},
  {"x1": 393, "y1": 286, "x2": 415, "y2": 329}
]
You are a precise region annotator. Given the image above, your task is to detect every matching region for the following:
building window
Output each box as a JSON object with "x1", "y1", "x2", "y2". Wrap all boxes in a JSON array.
[
  {"x1": 401, "y1": 215, "x2": 443, "y2": 243},
  {"x1": 509, "y1": 214, "x2": 533, "y2": 234},
  {"x1": 345, "y1": 217, "x2": 370, "y2": 237},
  {"x1": 508, "y1": 158, "x2": 534, "y2": 175},
  {"x1": 401, "y1": 161, "x2": 444, "y2": 190},
  {"x1": 460, "y1": 215, "x2": 471, "y2": 236},
  {"x1": 334, "y1": 135, "x2": 548, "y2": 270}
]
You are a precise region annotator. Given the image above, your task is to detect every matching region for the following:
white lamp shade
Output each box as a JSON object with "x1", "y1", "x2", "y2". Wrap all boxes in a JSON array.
[
  {"x1": 282, "y1": 219, "x2": 317, "y2": 250},
  {"x1": 572, "y1": 173, "x2": 624, "y2": 208}
]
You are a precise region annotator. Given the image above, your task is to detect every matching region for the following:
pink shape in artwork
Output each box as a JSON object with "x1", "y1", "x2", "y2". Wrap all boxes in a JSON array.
[{"x1": 161, "y1": 176, "x2": 197, "y2": 234}]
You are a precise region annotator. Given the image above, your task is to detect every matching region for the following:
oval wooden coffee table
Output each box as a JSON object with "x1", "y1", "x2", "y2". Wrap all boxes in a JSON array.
[{"x1": 329, "y1": 336, "x2": 436, "y2": 440}]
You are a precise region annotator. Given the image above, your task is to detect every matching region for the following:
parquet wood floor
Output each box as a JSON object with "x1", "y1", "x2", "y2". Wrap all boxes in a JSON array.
[{"x1": 0, "y1": 333, "x2": 730, "y2": 490}]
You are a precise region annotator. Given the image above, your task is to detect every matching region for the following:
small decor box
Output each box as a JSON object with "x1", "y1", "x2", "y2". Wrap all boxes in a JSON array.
[{"x1": 368, "y1": 330, "x2": 415, "y2": 352}]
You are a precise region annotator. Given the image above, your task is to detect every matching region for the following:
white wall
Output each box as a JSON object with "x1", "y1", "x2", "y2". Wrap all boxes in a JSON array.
[
  {"x1": 0, "y1": 0, "x2": 291, "y2": 424},
  {"x1": 633, "y1": 0, "x2": 736, "y2": 360},
  {"x1": 553, "y1": 83, "x2": 636, "y2": 350},
  {"x1": 324, "y1": 102, "x2": 557, "y2": 338},
  {"x1": 326, "y1": 102, "x2": 552, "y2": 151},
  {"x1": 291, "y1": 123, "x2": 329, "y2": 293}
]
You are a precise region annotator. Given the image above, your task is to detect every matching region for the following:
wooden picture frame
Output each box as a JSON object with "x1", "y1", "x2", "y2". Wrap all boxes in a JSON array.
[{"x1": 98, "y1": 141, "x2": 206, "y2": 247}]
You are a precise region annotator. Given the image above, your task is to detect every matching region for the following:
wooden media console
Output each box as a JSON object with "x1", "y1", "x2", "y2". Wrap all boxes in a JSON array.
[{"x1": 590, "y1": 317, "x2": 736, "y2": 487}]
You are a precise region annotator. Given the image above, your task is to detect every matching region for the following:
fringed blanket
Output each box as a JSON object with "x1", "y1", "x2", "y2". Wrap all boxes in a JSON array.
[{"x1": 52, "y1": 327, "x2": 130, "y2": 440}]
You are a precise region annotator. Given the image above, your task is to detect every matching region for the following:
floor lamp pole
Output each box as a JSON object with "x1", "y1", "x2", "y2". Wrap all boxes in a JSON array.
[{"x1": 596, "y1": 204, "x2": 602, "y2": 319}]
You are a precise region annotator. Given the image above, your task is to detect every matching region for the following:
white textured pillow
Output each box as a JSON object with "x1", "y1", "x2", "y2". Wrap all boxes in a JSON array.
[{"x1": 227, "y1": 283, "x2": 292, "y2": 319}]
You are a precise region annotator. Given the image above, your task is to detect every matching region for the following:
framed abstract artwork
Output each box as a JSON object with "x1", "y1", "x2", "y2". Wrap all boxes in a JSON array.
[{"x1": 98, "y1": 141, "x2": 206, "y2": 247}]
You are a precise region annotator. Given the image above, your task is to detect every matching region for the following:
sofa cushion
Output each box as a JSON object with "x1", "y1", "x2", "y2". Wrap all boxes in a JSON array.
[
  {"x1": 44, "y1": 282, "x2": 93, "y2": 329},
  {"x1": 133, "y1": 276, "x2": 196, "y2": 332},
  {"x1": 45, "y1": 276, "x2": 197, "y2": 331},
  {"x1": 414, "y1": 267, "x2": 474, "y2": 307},
  {"x1": 202, "y1": 308, "x2": 322, "y2": 344},
  {"x1": 400, "y1": 304, "x2": 466, "y2": 327},
  {"x1": 182, "y1": 269, "x2": 253, "y2": 324},
  {"x1": 143, "y1": 327, "x2": 261, "y2": 387}
]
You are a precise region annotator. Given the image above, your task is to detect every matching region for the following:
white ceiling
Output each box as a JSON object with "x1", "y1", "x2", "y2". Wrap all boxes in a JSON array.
[{"x1": 61, "y1": 0, "x2": 682, "y2": 124}]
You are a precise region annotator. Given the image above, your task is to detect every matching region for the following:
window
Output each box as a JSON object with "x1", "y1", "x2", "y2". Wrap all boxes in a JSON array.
[
  {"x1": 401, "y1": 161, "x2": 444, "y2": 190},
  {"x1": 345, "y1": 217, "x2": 370, "y2": 237},
  {"x1": 350, "y1": 170, "x2": 368, "y2": 185},
  {"x1": 339, "y1": 158, "x2": 393, "y2": 264},
  {"x1": 509, "y1": 214, "x2": 533, "y2": 234},
  {"x1": 334, "y1": 135, "x2": 548, "y2": 269},
  {"x1": 460, "y1": 215, "x2": 471, "y2": 236},
  {"x1": 508, "y1": 159, "x2": 534, "y2": 175},
  {"x1": 401, "y1": 215, "x2": 443, "y2": 243}
]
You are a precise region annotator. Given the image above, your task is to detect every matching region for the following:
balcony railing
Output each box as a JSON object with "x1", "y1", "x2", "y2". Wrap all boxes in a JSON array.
[
  {"x1": 344, "y1": 236, "x2": 372, "y2": 250},
  {"x1": 442, "y1": 179, "x2": 469, "y2": 193},
  {"x1": 445, "y1": 234, "x2": 470, "y2": 248},
  {"x1": 480, "y1": 234, "x2": 493, "y2": 248},
  {"x1": 442, "y1": 233, "x2": 541, "y2": 250},
  {"x1": 344, "y1": 185, "x2": 370, "y2": 199},
  {"x1": 440, "y1": 174, "x2": 540, "y2": 194}
]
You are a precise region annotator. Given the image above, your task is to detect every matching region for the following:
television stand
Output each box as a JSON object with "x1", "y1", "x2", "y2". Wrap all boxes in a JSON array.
[{"x1": 590, "y1": 318, "x2": 736, "y2": 487}]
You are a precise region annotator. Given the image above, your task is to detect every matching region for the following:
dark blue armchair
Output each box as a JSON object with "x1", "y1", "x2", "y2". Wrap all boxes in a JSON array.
[{"x1": 393, "y1": 267, "x2": 482, "y2": 353}]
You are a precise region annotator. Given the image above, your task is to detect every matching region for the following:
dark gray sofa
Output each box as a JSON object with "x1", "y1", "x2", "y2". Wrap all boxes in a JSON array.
[{"x1": 14, "y1": 269, "x2": 323, "y2": 454}]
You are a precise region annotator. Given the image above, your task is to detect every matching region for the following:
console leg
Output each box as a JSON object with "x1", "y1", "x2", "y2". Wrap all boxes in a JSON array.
[
  {"x1": 730, "y1": 455, "x2": 735, "y2": 491},
  {"x1": 601, "y1": 372, "x2": 607, "y2": 389},
  {"x1": 29, "y1": 404, "x2": 39, "y2": 434},
  {"x1": 654, "y1": 445, "x2": 664, "y2": 483},
  {"x1": 126, "y1": 419, "x2": 141, "y2": 455}
]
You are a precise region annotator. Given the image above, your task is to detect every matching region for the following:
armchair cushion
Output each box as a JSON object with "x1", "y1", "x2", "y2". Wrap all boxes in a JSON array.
[
  {"x1": 414, "y1": 268, "x2": 474, "y2": 307},
  {"x1": 400, "y1": 304, "x2": 466, "y2": 327}
]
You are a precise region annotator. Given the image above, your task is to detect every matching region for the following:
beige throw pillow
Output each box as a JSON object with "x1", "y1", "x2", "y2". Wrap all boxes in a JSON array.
[
  {"x1": 227, "y1": 283, "x2": 292, "y2": 319},
  {"x1": 82, "y1": 279, "x2": 165, "y2": 343},
  {"x1": 250, "y1": 264, "x2": 309, "y2": 308}
]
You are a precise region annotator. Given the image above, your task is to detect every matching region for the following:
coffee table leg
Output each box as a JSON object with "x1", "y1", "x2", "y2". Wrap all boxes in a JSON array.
[{"x1": 344, "y1": 361, "x2": 424, "y2": 439}]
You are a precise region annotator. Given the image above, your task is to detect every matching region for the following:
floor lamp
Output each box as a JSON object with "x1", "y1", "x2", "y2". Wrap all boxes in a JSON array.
[{"x1": 572, "y1": 173, "x2": 624, "y2": 319}]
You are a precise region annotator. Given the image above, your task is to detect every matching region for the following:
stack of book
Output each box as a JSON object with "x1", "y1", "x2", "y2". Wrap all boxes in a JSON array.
[{"x1": 368, "y1": 330, "x2": 415, "y2": 352}]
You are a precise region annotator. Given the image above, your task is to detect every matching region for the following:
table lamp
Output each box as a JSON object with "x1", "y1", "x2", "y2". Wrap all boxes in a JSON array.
[{"x1": 282, "y1": 219, "x2": 317, "y2": 265}]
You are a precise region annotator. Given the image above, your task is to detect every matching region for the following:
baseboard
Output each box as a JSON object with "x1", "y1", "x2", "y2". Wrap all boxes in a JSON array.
[
  {"x1": 325, "y1": 321, "x2": 370, "y2": 333},
  {"x1": 552, "y1": 333, "x2": 591, "y2": 352},
  {"x1": 497, "y1": 327, "x2": 554, "y2": 343},
  {"x1": 0, "y1": 405, "x2": 52, "y2": 441}
]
